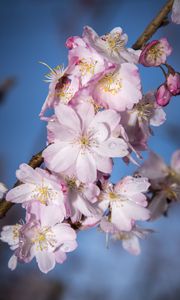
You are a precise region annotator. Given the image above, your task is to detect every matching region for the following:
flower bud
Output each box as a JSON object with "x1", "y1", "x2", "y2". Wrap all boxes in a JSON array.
[
  {"x1": 167, "y1": 73, "x2": 180, "y2": 96},
  {"x1": 155, "y1": 84, "x2": 172, "y2": 106}
]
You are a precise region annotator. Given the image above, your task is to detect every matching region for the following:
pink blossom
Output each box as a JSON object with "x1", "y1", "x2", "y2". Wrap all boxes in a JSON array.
[
  {"x1": 64, "y1": 176, "x2": 100, "y2": 223},
  {"x1": 99, "y1": 177, "x2": 150, "y2": 231},
  {"x1": 138, "y1": 151, "x2": 168, "y2": 181},
  {"x1": 139, "y1": 38, "x2": 172, "y2": 67},
  {"x1": 43, "y1": 103, "x2": 128, "y2": 183},
  {"x1": 123, "y1": 92, "x2": 166, "y2": 139},
  {"x1": 171, "y1": 0, "x2": 180, "y2": 24},
  {"x1": 112, "y1": 225, "x2": 152, "y2": 255},
  {"x1": 1, "y1": 204, "x2": 77, "y2": 273},
  {"x1": 93, "y1": 63, "x2": 142, "y2": 112},
  {"x1": 67, "y1": 36, "x2": 113, "y2": 87},
  {"x1": 39, "y1": 63, "x2": 80, "y2": 120},
  {"x1": 83, "y1": 26, "x2": 141, "y2": 64},
  {"x1": 6, "y1": 164, "x2": 66, "y2": 217},
  {"x1": 138, "y1": 150, "x2": 180, "y2": 219},
  {"x1": 155, "y1": 84, "x2": 172, "y2": 106},
  {"x1": 0, "y1": 224, "x2": 22, "y2": 270},
  {"x1": 167, "y1": 73, "x2": 180, "y2": 95}
]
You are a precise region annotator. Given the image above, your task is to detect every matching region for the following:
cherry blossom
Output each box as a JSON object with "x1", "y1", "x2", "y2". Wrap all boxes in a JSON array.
[
  {"x1": 39, "y1": 63, "x2": 80, "y2": 120},
  {"x1": 99, "y1": 176, "x2": 150, "y2": 231},
  {"x1": 111, "y1": 225, "x2": 152, "y2": 255},
  {"x1": 1, "y1": 204, "x2": 77, "y2": 273},
  {"x1": 63, "y1": 176, "x2": 100, "y2": 223},
  {"x1": 83, "y1": 26, "x2": 141, "y2": 64},
  {"x1": 122, "y1": 92, "x2": 166, "y2": 141},
  {"x1": 93, "y1": 63, "x2": 142, "y2": 112},
  {"x1": 138, "y1": 150, "x2": 180, "y2": 219},
  {"x1": 6, "y1": 164, "x2": 66, "y2": 217},
  {"x1": 0, "y1": 224, "x2": 22, "y2": 270},
  {"x1": 139, "y1": 38, "x2": 172, "y2": 67},
  {"x1": 43, "y1": 103, "x2": 128, "y2": 183}
]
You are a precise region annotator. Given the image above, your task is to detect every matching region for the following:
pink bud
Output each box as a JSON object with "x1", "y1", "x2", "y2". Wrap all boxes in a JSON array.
[
  {"x1": 139, "y1": 38, "x2": 172, "y2": 67},
  {"x1": 167, "y1": 73, "x2": 180, "y2": 96},
  {"x1": 155, "y1": 84, "x2": 172, "y2": 106}
]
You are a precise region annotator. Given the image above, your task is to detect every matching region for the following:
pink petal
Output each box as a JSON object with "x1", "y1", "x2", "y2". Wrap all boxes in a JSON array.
[
  {"x1": 92, "y1": 109, "x2": 120, "y2": 132},
  {"x1": 6, "y1": 183, "x2": 35, "y2": 203},
  {"x1": 111, "y1": 204, "x2": 132, "y2": 231},
  {"x1": 95, "y1": 137, "x2": 128, "y2": 157},
  {"x1": 36, "y1": 251, "x2": 55, "y2": 273},
  {"x1": 122, "y1": 235, "x2": 141, "y2": 255},
  {"x1": 76, "y1": 102, "x2": 95, "y2": 132},
  {"x1": 52, "y1": 223, "x2": 76, "y2": 246},
  {"x1": 55, "y1": 104, "x2": 81, "y2": 132},
  {"x1": 47, "y1": 122, "x2": 75, "y2": 142},
  {"x1": 43, "y1": 142, "x2": 79, "y2": 173},
  {"x1": 16, "y1": 163, "x2": 42, "y2": 184},
  {"x1": 76, "y1": 151, "x2": 97, "y2": 183},
  {"x1": 55, "y1": 249, "x2": 67, "y2": 263},
  {"x1": 93, "y1": 153, "x2": 113, "y2": 174},
  {"x1": 115, "y1": 176, "x2": 150, "y2": 196},
  {"x1": 60, "y1": 240, "x2": 78, "y2": 252}
]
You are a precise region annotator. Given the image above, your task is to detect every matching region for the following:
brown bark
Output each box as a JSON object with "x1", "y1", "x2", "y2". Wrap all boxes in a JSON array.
[{"x1": 132, "y1": 0, "x2": 174, "y2": 50}]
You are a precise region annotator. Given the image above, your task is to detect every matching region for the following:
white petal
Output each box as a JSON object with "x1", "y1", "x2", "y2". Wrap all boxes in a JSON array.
[
  {"x1": 43, "y1": 142, "x2": 79, "y2": 173},
  {"x1": 76, "y1": 102, "x2": 95, "y2": 131},
  {"x1": 92, "y1": 109, "x2": 120, "y2": 131},
  {"x1": 111, "y1": 204, "x2": 132, "y2": 231},
  {"x1": 55, "y1": 249, "x2": 67, "y2": 263},
  {"x1": 55, "y1": 104, "x2": 81, "y2": 132},
  {"x1": 93, "y1": 153, "x2": 113, "y2": 174},
  {"x1": 36, "y1": 251, "x2": 55, "y2": 273},
  {"x1": 122, "y1": 235, "x2": 141, "y2": 255},
  {"x1": 16, "y1": 163, "x2": 42, "y2": 184},
  {"x1": 6, "y1": 183, "x2": 35, "y2": 203},
  {"x1": 95, "y1": 137, "x2": 128, "y2": 157},
  {"x1": 76, "y1": 151, "x2": 97, "y2": 183},
  {"x1": 8, "y1": 255, "x2": 18, "y2": 270}
]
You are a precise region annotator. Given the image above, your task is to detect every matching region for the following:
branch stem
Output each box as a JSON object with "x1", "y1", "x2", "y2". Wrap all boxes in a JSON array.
[{"x1": 132, "y1": 0, "x2": 174, "y2": 50}]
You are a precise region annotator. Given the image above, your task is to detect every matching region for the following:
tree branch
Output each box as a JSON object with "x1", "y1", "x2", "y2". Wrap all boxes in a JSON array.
[
  {"x1": 0, "y1": 150, "x2": 43, "y2": 218},
  {"x1": 132, "y1": 0, "x2": 174, "y2": 50},
  {"x1": 0, "y1": 0, "x2": 174, "y2": 219}
]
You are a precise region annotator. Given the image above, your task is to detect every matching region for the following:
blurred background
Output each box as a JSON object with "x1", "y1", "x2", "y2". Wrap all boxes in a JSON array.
[{"x1": 0, "y1": 0, "x2": 180, "y2": 299}]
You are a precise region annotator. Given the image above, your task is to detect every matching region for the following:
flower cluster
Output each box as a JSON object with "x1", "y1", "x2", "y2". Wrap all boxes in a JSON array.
[
  {"x1": 139, "y1": 38, "x2": 180, "y2": 106},
  {"x1": 0, "y1": 23, "x2": 179, "y2": 272}
]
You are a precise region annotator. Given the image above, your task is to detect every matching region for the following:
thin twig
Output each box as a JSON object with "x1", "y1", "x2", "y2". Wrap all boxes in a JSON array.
[
  {"x1": 0, "y1": 150, "x2": 43, "y2": 218},
  {"x1": 0, "y1": 0, "x2": 174, "y2": 219},
  {"x1": 132, "y1": 0, "x2": 174, "y2": 50}
]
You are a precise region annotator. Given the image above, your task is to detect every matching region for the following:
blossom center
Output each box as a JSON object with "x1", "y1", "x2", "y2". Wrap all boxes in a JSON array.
[
  {"x1": 32, "y1": 227, "x2": 56, "y2": 251},
  {"x1": 33, "y1": 183, "x2": 57, "y2": 205},
  {"x1": 135, "y1": 102, "x2": 154, "y2": 120},
  {"x1": 78, "y1": 58, "x2": 97, "y2": 76},
  {"x1": 99, "y1": 73, "x2": 122, "y2": 95},
  {"x1": 147, "y1": 44, "x2": 163, "y2": 60},
  {"x1": 109, "y1": 192, "x2": 118, "y2": 200},
  {"x1": 102, "y1": 33, "x2": 125, "y2": 53}
]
